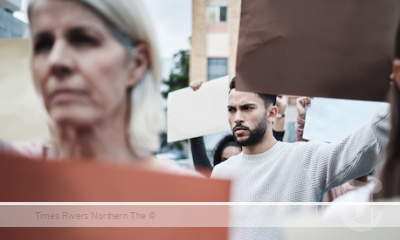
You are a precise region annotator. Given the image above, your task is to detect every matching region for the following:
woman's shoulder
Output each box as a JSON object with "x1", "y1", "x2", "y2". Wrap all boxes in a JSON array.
[{"x1": 0, "y1": 138, "x2": 45, "y2": 159}]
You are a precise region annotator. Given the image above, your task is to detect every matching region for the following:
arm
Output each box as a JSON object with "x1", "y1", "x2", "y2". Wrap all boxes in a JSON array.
[
  {"x1": 295, "y1": 97, "x2": 311, "y2": 142},
  {"x1": 273, "y1": 130, "x2": 285, "y2": 142},
  {"x1": 273, "y1": 118, "x2": 285, "y2": 132},
  {"x1": 190, "y1": 137, "x2": 213, "y2": 170},
  {"x1": 188, "y1": 80, "x2": 213, "y2": 171},
  {"x1": 302, "y1": 103, "x2": 390, "y2": 193},
  {"x1": 0, "y1": 138, "x2": 22, "y2": 156},
  {"x1": 273, "y1": 95, "x2": 286, "y2": 141},
  {"x1": 295, "y1": 118, "x2": 306, "y2": 142},
  {"x1": 0, "y1": 138, "x2": 43, "y2": 158}
]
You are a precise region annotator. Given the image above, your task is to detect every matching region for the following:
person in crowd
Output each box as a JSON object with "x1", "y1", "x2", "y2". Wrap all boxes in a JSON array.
[
  {"x1": 190, "y1": 134, "x2": 241, "y2": 172},
  {"x1": 324, "y1": 24, "x2": 400, "y2": 206},
  {"x1": 375, "y1": 77, "x2": 400, "y2": 200},
  {"x1": 212, "y1": 135, "x2": 241, "y2": 166},
  {"x1": 372, "y1": 34, "x2": 400, "y2": 200},
  {"x1": 0, "y1": 0, "x2": 195, "y2": 175},
  {"x1": 188, "y1": 80, "x2": 287, "y2": 171},
  {"x1": 211, "y1": 77, "x2": 390, "y2": 240},
  {"x1": 295, "y1": 97, "x2": 370, "y2": 204}
]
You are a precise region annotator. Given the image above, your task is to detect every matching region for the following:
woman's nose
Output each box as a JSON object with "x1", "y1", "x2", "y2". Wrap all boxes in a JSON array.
[{"x1": 48, "y1": 40, "x2": 73, "y2": 80}]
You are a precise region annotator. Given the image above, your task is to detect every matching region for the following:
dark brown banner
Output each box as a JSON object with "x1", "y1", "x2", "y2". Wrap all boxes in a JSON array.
[{"x1": 236, "y1": 0, "x2": 400, "y2": 101}]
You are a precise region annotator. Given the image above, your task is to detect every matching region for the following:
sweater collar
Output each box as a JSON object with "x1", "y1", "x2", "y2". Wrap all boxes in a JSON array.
[{"x1": 241, "y1": 142, "x2": 283, "y2": 161}]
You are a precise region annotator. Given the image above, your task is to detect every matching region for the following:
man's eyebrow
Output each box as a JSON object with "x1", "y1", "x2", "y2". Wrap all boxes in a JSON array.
[
  {"x1": 240, "y1": 103, "x2": 256, "y2": 108},
  {"x1": 227, "y1": 105, "x2": 235, "y2": 108}
]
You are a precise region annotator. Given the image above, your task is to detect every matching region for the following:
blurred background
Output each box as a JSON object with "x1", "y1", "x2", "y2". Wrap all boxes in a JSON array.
[{"x1": 1, "y1": 0, "x2": 298, "y2": 168}]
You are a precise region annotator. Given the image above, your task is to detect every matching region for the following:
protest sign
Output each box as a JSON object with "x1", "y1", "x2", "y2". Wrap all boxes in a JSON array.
[
  {"x1": 167, "y1": 76, "x2": 230, "y2": 142},
  {"x1": 303, "y1": 98, "x2": 382, "y2": 142},
  {"x1": 0, "y1": 153, "x2": 230, "y2": 239},
  {"x1": 236, "y1": 0, "x2": 399, "y2": 101}
]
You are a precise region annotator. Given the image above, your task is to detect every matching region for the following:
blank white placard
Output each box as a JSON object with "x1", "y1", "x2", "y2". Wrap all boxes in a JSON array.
[
  {"x1": 167, "y1": 76, "x2": 231, "y2": 142},
  {"x1": 303, "y1": 97, "x2": 383, "y2": 143}
]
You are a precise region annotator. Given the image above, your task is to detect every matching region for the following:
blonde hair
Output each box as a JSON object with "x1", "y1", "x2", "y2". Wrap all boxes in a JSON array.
[{"x1": 29, "y1": 0, "x2": 164, "y2": 158}]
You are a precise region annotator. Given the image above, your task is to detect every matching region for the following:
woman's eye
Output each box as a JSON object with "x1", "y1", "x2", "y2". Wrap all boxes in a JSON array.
[
  {"x1": 70, "y1": 35, "x2": 99, "y2": 47},
  {"x1": 34, "y1": 39, "x2": 53, "y2": 53}
]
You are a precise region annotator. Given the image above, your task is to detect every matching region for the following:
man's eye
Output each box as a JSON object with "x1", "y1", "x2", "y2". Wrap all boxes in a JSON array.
[
  {"x1": 228, "y1": 108, "x2": 235, "y2": 112},
  {"x1": 34, "y1": 40, "x2": 53, "y2": 53}
]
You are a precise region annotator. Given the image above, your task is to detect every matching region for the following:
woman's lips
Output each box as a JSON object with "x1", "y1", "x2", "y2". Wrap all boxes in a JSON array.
[{"x1": 49, "y1": 90, "x2": 87, "y2": 103}]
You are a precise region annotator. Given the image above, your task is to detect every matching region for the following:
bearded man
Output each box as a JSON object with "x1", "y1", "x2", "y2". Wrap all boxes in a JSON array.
[{"x1": 211, "y1": 77, "x2": 390, "y2": 240}]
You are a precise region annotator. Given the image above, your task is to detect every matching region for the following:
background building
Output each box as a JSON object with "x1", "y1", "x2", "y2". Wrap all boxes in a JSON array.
[
  {"x1": 190, "y1": 0, "x2": 240, "y2": 82},
  {"x1": 0, "y1": 0, "x2": 26, "y2": 38},
  {"x1": 189, "y1": 0, "x2": 298, "y2": 160}
]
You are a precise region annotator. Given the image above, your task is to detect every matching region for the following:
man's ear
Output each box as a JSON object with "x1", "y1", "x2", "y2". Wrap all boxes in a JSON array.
[
  {"x1": 267, "y1": 105, "x2": 278, "y2": 122},
  {"x1": 393, "y1": 59, "x2": 400, "y2": 89},
  {"x1": 127, "y1": 43, "x2": 150, "y2": 88}
]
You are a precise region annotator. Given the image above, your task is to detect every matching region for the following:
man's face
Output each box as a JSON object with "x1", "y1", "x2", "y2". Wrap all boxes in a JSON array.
[{"x1": 227, "y1": 89, "x2": 268, "y2": 146}]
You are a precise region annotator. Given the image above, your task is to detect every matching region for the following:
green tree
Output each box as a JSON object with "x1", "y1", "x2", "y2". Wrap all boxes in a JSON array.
[
  {"x1": 160, "y1": 50, "x2": 190, "y2": 150},
  {"x1": 161, "y1": 50, "x2": 190, "y2": 98}
]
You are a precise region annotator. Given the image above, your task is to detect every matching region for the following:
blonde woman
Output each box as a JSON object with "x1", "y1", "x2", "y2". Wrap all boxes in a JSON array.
[{"x1": 0, "y1": 0, "x2": 193, "y2": 174}]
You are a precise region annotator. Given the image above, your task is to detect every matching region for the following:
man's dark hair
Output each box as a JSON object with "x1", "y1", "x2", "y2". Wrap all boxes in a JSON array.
[{"x1": 229, "y1": 77, "x2": 276, "y2": 108}]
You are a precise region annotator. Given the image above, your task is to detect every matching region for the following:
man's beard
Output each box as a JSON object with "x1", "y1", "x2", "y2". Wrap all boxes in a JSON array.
[{"x1": 232, "y1": 115, "x2": 267, "y2": 147}]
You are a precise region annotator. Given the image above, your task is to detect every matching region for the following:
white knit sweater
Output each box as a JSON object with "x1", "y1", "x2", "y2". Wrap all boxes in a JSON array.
[{"x1": 211, "y1": 103, "x2": 391, "y2": 240}]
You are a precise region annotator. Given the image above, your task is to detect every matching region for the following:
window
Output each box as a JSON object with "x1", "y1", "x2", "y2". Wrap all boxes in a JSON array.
[
  {"x1": 207, "y1": 58, "x2": 228, "y2": 81},
  {"x1": 220, "y1": 7, "x2": 227, "y2": 22},
  {"x1": 207, "y1": 6, "x2": 228, "y2": 23}
]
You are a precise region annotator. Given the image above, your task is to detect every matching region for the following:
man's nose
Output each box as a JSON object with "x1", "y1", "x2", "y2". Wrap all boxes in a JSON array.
[
  {"x1": 48, "y1": 40, "x2": 73, "y2": 80},
  {"x1": 234, "y1": 111, "x2": 244, "y2": 124}
]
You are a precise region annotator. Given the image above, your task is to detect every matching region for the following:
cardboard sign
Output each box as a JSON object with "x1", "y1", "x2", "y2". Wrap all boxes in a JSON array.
[
  {"x1": 236, "y1": 0, "x2": 400, "y2": 101},
  {"x1": 167, "y1": 76, "x2": 230, "y2": 142},
  {"x1": 0, "y1": 39, "x2": 50, "y2": 142},
  {"x1": 0, "y1": 154, "x2": 230, "y2": 202},
  {"x1": 0, "y1": 228, "x2": 229, "y2": 240},
  {"x1": 303, "y1": 98, "x2": 383, "y2": 142},
  {"x1": 0, "y1": 153, "x2": 230, "y2": 239}
]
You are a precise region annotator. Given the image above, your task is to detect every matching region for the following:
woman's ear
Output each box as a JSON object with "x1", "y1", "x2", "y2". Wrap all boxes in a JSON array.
[
  {"x1": 127, "y1": 43, "x2": 149, "y2": 88},
  {"x1": 393, "y1": 59, "x2": 400, "y2": 89}
]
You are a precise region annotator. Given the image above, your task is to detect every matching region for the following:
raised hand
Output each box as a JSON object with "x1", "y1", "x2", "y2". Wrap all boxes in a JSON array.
[
  {"x1": 276, "y1": 95, "x2": 287, "y2": 115},
  {"x1": 296, "y1": 97, "x2": 312, "y2": 120},
  {"x1": 190, "y1": 80, "x2": 205, "y2": 91}
]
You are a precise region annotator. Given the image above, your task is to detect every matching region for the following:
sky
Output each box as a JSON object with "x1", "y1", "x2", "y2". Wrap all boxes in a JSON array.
[
  {"x1": 14, "y1": 0, "x2": 192, "y2": 78},
  {"x1": 142, "y1": 0, "x2": 192, "y2": 59}
]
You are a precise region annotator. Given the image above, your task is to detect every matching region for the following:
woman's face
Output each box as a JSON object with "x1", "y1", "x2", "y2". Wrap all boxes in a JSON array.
[
  {"x1": 221, "y1": 146, "x2": 241, "y2": 162},
  {"x1": 30, "y1": 0, "x2": 147, "y2": 127}
]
